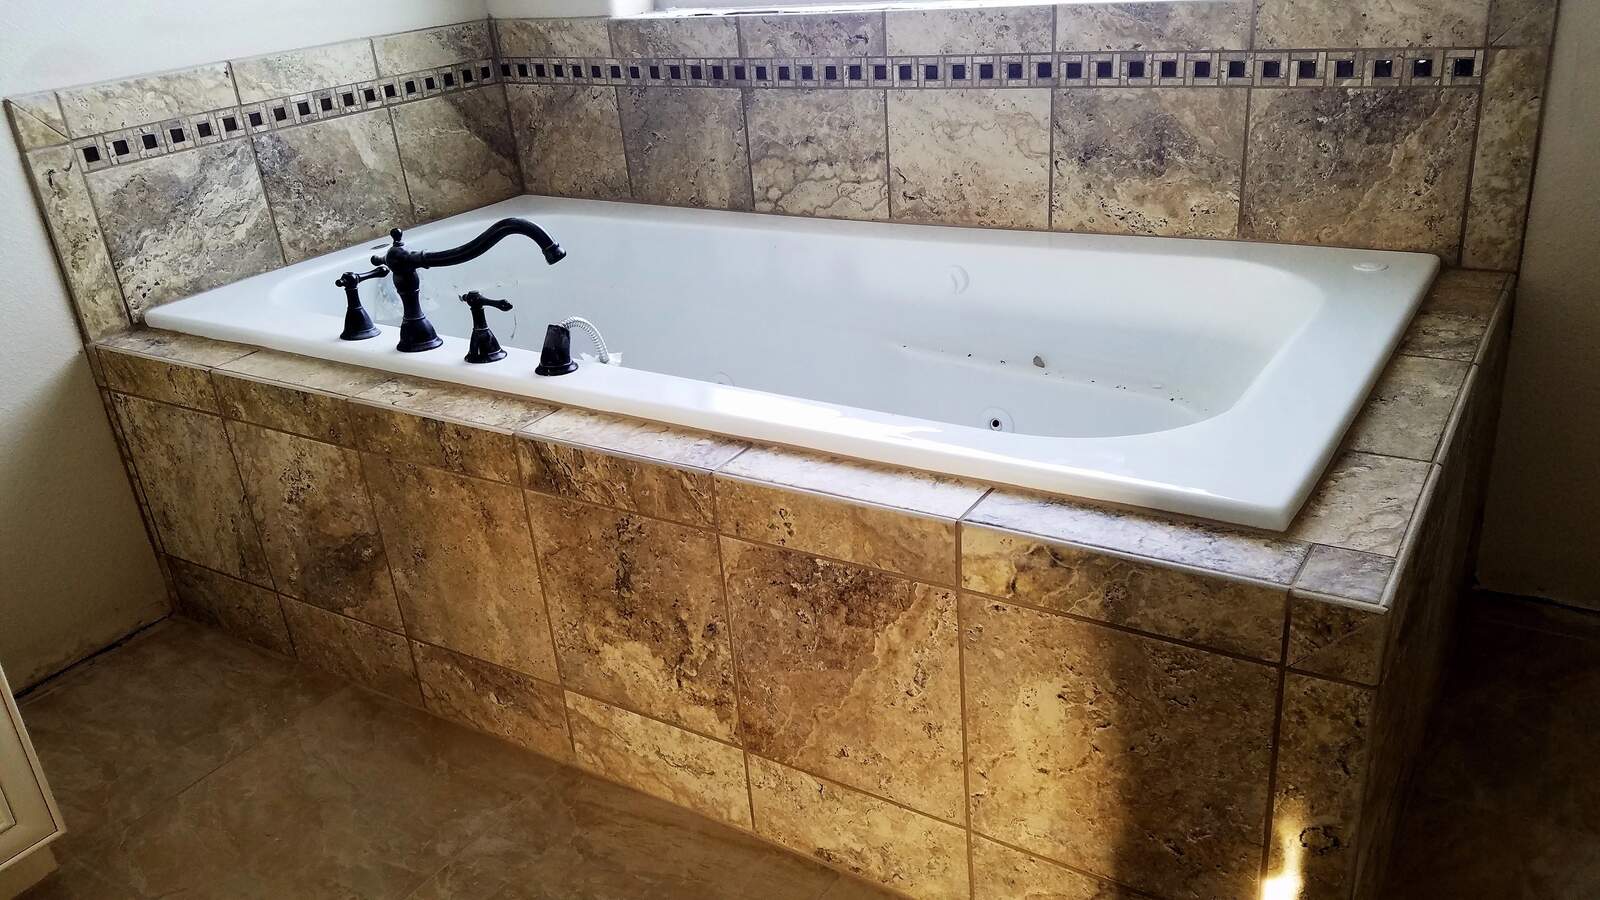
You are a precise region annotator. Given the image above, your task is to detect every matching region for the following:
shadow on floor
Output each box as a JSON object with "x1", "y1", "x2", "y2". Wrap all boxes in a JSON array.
[{"x1": 16, "y1": 619, "x2": 896, "y2": 899}]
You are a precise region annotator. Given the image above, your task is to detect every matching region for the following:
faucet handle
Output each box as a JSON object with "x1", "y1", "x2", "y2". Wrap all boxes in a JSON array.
[
  {"x1": 335, "y1": 265, "x2": 388, "y2": 289},
  {"x1": 460, "y1": 290, "x2": 513, "y2": 313},
  {"x1": 460, "y1": 292, "x2": 512, "y2": 364}
]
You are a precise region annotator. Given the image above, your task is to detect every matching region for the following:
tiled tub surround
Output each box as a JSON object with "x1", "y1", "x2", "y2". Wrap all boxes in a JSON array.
[{"x1": 86, "y1": 267, "x2": 1512, "y2": 900}]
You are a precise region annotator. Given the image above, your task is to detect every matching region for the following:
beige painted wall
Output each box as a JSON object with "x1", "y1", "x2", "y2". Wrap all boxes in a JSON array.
[
  {"x1": 1478, "y1": 0, "x2": 1600, "y2": 608},
  {"x1": 0, "y1": 0, "x2": 483, "y2": 690}
]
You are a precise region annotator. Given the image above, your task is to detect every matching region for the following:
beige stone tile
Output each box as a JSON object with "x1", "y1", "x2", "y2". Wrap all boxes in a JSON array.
[
  {"x1": 611, "y1": 17, "x2": 739, "y2": 57},
  {"x1": 495, "y1": 18, "x2": 612, "y2": 57},
  {"x1": 749, "y1": 757, "x2": 969, "y2": 900},
  {"x1": 56, "y1": 63, "x2": 235, "y2": 136},
  {"x1": 971, "y1": 837, "x2": 1141, "y2": 899},
  {"x1": 86, "y1": 140, "x2": 283, "y2": 314},
  {"x1": 1268, "y1": 675, "x2": 1374, "y2": 900},
  {"x1": 254, "y1": 109, "x2": 412, "y2": 262},
  {"x1": 1288, "y1": 594, "x2": 1390, "y2": 685},
  {"x1": 723, "y1": 538, "x2": 964, "y2": 821},
  {"x1": 885, "y1": 6, "x2": 1053, "y2": 55},
  {"x1": 281, "y1": 598, "x2": 420, "y2": 703},
  {"x1": 213, "y1": 351, "x2": 390, "y2": 444},
  {"x1": 567, "y1": 692, "x2": 751, "y2": 828},
  {"x1": 1052, "y1": 88, "x2": 1245, "y2": 238},
  {"x1": 414, "y1": 641, "x2": 572, "y2": 760},
  {"x1": 98, "y1": 329, "x2": 256, "y2": 367},
  {"x1": 98, "y1": 348, "x2": 221, "y2": 411},
  {"x1": 1289, "y1": 452, "x2": 1432, "y2": 556},
  {"x1": 113, "y1": 392, "x2": 271, "y2": 585},
  {"x1": 739, "y1": 13, "x2": 886, "y2": 57},
  {"x1": 170, "y1": 557, "x2": 291, "y2": 655},
  {"x1": 392, "y1": 88, "x2": 522, "y2": 222},
  {"x1": 350, "y1": 377, "x2": 555, "y2": 483},
  {"x1": 888, "y1": 88, "x2": 1050, "y2": 229},
  {"x1": 361, "y1": 374, "x2": 558, "y2": 430},
  {"x1": 519, "y1": 409, "x2": 745, "y2": 526},
  {"x1": 23, "y1": 145, "x2": 128, "y2": 338},
  {"x1": 6, "y1": 92, "x2": 69, "y2": 149},
  {"x1": 1488, "y1": 0, "x2": 1559, "y2": 45},
  {"x1": 231, "y1": 39, "x2": 377, "y2": 104},
  {"x1": 963, "y1": 524, "x2": 1287, "y2": 660},
  {"x1": 1242, "y1": 88, "x2": 1479, "y2": 259},
  {"x1": 508, "y1": 84, "x2": 630, "y2": 200},
  {"x1": 526, "y1": 492, "x2": 737, "y2": 741},
  {"x1": 372, "y1": 21, "x2": 494, "y2": 75},
  {"x1": 228, "y1": 422, "x2": 402, "y2": 630},
  {"x1": 1055, "y1": 0, "x2": 1252, "y2": 50},
  {"x1": 1294, "y1": 545, "x2": 1396, "y2": 605},
  {"x1": 724, "y1": 445, "x2": 987, "y2": 517},
  {"x1": 963, "y1": 596, "x2": 1277, "y2": 899},
  {"x1": 1254, "y1": 0, "x2": 1489, "y2": 48},
  {"x1": 1464, "y1": 48, "x2": 1550, "y2": 270},
  {"x1": 619, "y1": 87, "x2": 752, "y2": 211},
  {"x1": 1346, "y1": 354, "x2": 1471, "y2": 461},
  {"x1": 363, "y1": 454, "x2": 558, "y2": 680},
  {"x1": 745, "y1": 89, "x2": 888, "y2": 221},
  {"x1": 1398, "y1": 269, "x2": 1508, "y2": 361},
  {"x1": 966, "y1": 488, "x2": 1311, "y2": 583}
]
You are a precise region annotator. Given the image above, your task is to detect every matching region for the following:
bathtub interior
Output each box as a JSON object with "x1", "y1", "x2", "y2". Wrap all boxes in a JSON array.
[{"x1": 295, "y1": 208, "x2": 1321, "y2": 440}]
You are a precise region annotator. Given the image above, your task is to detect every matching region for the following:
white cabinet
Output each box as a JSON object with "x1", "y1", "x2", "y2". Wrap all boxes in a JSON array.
[{"x1": 0, "y1": 664, "x2": 61, "y2": 884}]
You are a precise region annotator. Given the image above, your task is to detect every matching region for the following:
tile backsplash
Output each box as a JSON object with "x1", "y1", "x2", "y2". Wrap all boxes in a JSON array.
[{"x1": 8, "y1": 1, "x2": 1557, "y2": 343}]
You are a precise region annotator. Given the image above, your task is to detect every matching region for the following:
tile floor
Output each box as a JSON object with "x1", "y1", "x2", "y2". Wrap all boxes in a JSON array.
[{"x1": 13, "y1": 592, "x2": 1600, "y2": 899}]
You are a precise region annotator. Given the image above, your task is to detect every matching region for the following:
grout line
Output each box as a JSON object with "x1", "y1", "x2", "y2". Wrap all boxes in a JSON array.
[
  {"x1": 355, "y1": 445, "x2": 427, "y2": 696},
  {"x1": 711, "y1": 506, "x2": 761, "y2": 834},
  {"x1": 516, "y1": 449, "x2": 582, "y2": 761},
  {"x1": 954, "y1": 502, "x2": 976, "y2": 897}
]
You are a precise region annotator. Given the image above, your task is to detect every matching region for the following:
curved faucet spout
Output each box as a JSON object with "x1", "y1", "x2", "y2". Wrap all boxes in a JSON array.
[{"x1": 421, "y1": 217, "x2": 566, "y2": 269}]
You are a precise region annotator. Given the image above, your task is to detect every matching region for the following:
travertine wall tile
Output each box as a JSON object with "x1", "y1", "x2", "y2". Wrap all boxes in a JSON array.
[
  {"x1": 745, "y1": 89, "x2": 888, "y2": 221},
  {"x1": 56, "y1": 63, "x2": 235, "y2": 136},
  {"x1": 1399, "y1": 270, "x2": 1508, "y2": 360},
  {"x1": 507, "y1": 84, "x2": 630, "y2": 200},
  {"x1": 1288, "y1": 452, "x2": 1431, "y2": 556},
  {"x1": 22, "y1": 145, "x2": 128, "y2": 339},
  {"x1": 618, "y1": 87, "x2": 752, "y2": 211},
  {"x1": 6, "y1": 92, "x2": 69, "y2": 150},
  {"x1": 372, "y1": 21, "x2": 494, "y2": 75},
  {"x1": 360, "y1": 375, "x2": 557, "y2": 432},
  {"x1": 98, "y1": 350, "x2": 220, "y2": 411},
  {"x1": 391, "y1": 88, "x2": 522, "y2": 222},
  {"x1": 885, "y1": 6, "x2": 1053, "y2": 55},
  {"x1": 1254, "y1": 0, "x2": 1490, "y2": 48},
  {"x1": 1288, "y1": 595, "x2": 1389, "y2": 685},
  {"x1": 232, "y1": 40, "x2": 377, "y2": 104},
  {"x1": 962, "y1": 525, "x2": 1286, "y2": 659},
  {"x1": 213, "y1": 352, "x2": 391, "y2": 444},
  {"x1": 281, "y1": 598, "x2": 420, "y2": 702},
  {"x1": 1345, "y1": 354, "x2": 1471, "y2": 460},
  {"x1": 721, "y1": 445, "x2": 987, "y2": 518},
  {"x1": 971, "y1": 837, "x2": 1140, "y2": 899},
  {"x1": 526, "y1": 492, "x2": 738, "y2": 741},
  {"x1": 749, "y1": 757, "x2": 969, "y2": 899},
  {"x1": 724, "y1": 539, "x2": 963, "y2": 821},
  {"x1": 611, "y1": 17, "x2": 739, "y2": 58},
  {"x1": 1055, "y1": 1, "x2": 1252, "y2": 50},
  {"x1": 98, "y1": 329, "x2": 255, "y2": 367},
  {"x1": 169, "y1": 557, "x2": 291, "y2": 655},
  {"x1": 738, "y1": 13, "x2": 886, "y2": 57},
  {"x1": 414, "y1": 641, "x2": 571, "y2": 759},
  {"x1": 1488, "y1": 0, "x2": 1559, "y2": 45},
  {"x1": 567, "y1": 692, "x2": 751, "y2": 828},
  {"x1": 963, "y1": 596, "x2": 1277, "y2": 899},
  {"x1": 494, "y1": 18, "x2": 612, "y2": 58},
  {"x1": 888, "y1": 88, "x2": 1050, "y2": 230},
  {"x1": 1294, "y1": 545, "x2": 1396, "y2": 605},
  {"x1": 1463, "y1": 48, "x2": 1549, "y2": 270}
]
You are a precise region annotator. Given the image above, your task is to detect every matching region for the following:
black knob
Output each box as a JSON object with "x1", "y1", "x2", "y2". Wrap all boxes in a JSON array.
[{"x1": 535, "y1": 324, "x2": 578, "y2": 376}]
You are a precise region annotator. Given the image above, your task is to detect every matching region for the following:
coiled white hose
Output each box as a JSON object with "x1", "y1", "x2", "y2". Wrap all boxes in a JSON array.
[{"x1": 559, "y1": 316, "x2": 611, "y2": 364}]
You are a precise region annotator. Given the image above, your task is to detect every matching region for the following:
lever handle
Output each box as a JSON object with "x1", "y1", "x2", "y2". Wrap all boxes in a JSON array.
[
  {"x1": 460, "y1": 290, "x2": 513, "y2": 312},
  {"x1": 335, "y1": 265, "x2": 389, "y2": 289}
]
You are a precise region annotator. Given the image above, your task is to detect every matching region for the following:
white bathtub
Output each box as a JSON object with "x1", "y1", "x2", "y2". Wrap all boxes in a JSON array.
[{"x1": 147, "y1": 196, "x2": 1438, "y2": 529}]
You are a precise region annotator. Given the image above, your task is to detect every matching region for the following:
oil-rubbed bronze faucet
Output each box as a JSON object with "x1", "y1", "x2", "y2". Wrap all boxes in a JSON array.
[{"x1": 371, "y1": 218, "x2": 567, "y2": 352}]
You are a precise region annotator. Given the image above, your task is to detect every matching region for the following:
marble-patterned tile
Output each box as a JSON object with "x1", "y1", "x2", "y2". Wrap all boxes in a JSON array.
[
  {"x1": 372, "y1": 21, "x2": 494, "y2": 75},
  {"x1": 745, "y1": 89, "x2": 888, "y2": 221},
  {"x1": 1399, "y1": 269, "x2": 1508, "y2": 361},
  {"x1": 414, "y1": 641, "x2": 571, "y2": 759},
  {"x1": 55, "y1": 63, "x2": 234, "y2": 136},
  {"x1": 1346, "y1": 354, "x2": 1471, "y2": 460},
  {"x1": 495, "y1": 17, "x2": 612, "y2": 57},
  {"x1": 963, "y1": 596, "x2": 1278, "y2": 900},
  {"x1": 6, "y1": 92, "x2": 69, "y2": 149},
  {"x1": 749, "y1": 757, "x2": 969, "y2": 900},
  {"x1": 1488, "y1": 0, "x2": 1559, "y2": 45},
  {"x1": 391, "y1": 88, "x2": 522, "y2": 222},
  {"x1": 526, "y1": 492, "x2": 737, "y2": 741},
  {"x1": 721, "y1": 445, "x2": 987, "y2": 518},
  {"x1": 971, "y1": 837, "x2": 1141, "y2": 900},
  {"x1": 723, "y1": 538, "x2": 964, "y2": 821},
  {"x1": 1242, "y1": 88, "x2": 1479, "y2": 258},
  {"x1": 23, "y1": 145, "x2": 128, "y2": 338},
  {"x1": 717, "y1": 476, "x2": 960, "y2": 585},
  {"x1": 1254, "y1": 0, "x2": 1490, "y2": 48},
  {"x1": 567, "y1": 692, "x2": 750, "y2": 828},
  {"x1": 1052, "y1": 88, "x2": 1245, "y2": 238},
  {"x1": 1288, "y1": 594, "x2": 1389, "y2": 685},
  {"x1": 253, "y1": 109, "x2": 412, "y2": 262},
  {"x1": 1268, "y1": 674, "x2": 1374, "y2": 900},
  {"x1": 97, "y1": 348, "x2": 221, "y2": 411},
  {"x1": 281, "y1": 598, "x2": 420, "y2": 703},
  {"x1": 519, "y1": 409, "x2": 746, "y2": 526},
  {"x1": 98, "y1": 328, "x2": 256, "y2": 367},
  {"x1": 231, "y1": 39, "x2": 377, "y2": 104},
  {"x1": 360, "y1": 374, "x2": 557, "y2": 430},
  {"x1": 228, "y1": 422, "x2": 401, "y2": 630},
  {"x1": 611, "y1": 17, "x2": 739, "y2": 58},
  {"x1": 169, "y1": 558, "x2": 291, "y2": 655},
  {"x1": 885, "y1": 6, "x2": 1053, "y2": 55},
  {"x1": 888, "y1": 88, "x2": 1050, "y2": 229},
  {"x1": 1294, "y1": 544, "x2": 1396, "y2": 604},
  {"x1": 966, "y1": 488, "x2": 1311, "y2": 583},
  {"x1": 739, "y1": 13, "x2": 886, "y2": 57},
  {"x1": 363, "y1": 454, "x2": 558, "y2": 680},
  {"x1": 86, "y1": 140, "x2": 283, "y2": 314},
  {"x1": 350, "y1": 383, "x2": 552, "y2": 483},
  {"x1": 963, "y1": 524, "x2": 1287, "y2": 659},
  {"x1": 1055, "y1": 0, "x2": 1252, "y2": 50},
  {"x1": 1288, "y1": 452, "x2": 1431, "y2": 556},
  {"x1": 618, "y1": 87, "x2": 752, "y2": 211},
  {"x1": 508, "y1": 84, "x2": 630, "y2": 200},
  {"x1": 1463, "y1": 48, "x2": 1549, "y2": 270},
  {"x1": 213, "y1": 352, "x2": 390, "y2": 444},
  {"x1": 112, "y1": 392, "x2": 271, "y2": 585}
]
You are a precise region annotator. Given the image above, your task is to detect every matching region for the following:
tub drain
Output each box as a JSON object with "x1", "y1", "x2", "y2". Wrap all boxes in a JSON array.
[{"x1": 982, "y1": 408, "x2": 1014, "y2": 432}]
